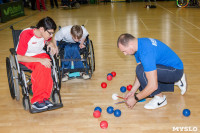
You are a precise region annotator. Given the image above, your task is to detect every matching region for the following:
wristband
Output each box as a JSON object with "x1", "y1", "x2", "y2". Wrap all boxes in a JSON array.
[{"x1": 134, "y1": 93, "x2": 139, "y2": 101}]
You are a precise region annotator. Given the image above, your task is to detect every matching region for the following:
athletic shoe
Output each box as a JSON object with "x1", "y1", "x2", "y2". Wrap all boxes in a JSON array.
[
  {"x1": 62, "y1": 73, "x2": 69, "y2": 82},
  {"x1": 32, "y1": 101, "x2": 48, "y2": 110},
  {"x1": 81, "y1": 73, "x2": 90, "y2": 80},
  {"x1": 43, "y1": 98, "x2": 53, "y2": 107},
  {"x1": 175, "y1": 73, "x2": 187, "y2": 95},
  {"x1": 144, "y1": 95, "x2": 167, "y2": 109}
]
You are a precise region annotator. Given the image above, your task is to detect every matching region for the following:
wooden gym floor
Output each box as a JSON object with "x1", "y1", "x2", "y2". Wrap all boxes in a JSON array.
[{"x1": 0, "y1": 1, "x2": 200, "y2": 133}]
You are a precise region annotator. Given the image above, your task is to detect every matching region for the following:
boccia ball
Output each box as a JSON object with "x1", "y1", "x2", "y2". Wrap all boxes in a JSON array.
[
  {"x1": 93, "y1": 110, "x2": 101, "y2": 118},
  {"x1": 94, "y1": 106, "x2": 102, "y2": 113},
  {"x1": 127, "y1": 84, "x2": 132, "y2": 91},
  {"x1": 107, "y1": 73, "x2": 113, "y2": 77},
  {"x1": 183, "y1": 109, "x2": 191, "y2": 117},
  {"x1": 107, "y1": 106, "x2": 114, "y2": 114},
  {"x1": 112, "y1": 93, "x2": 118, "y2": 100},
  {"x1": 101, "y1": 82, "x2": 107, "y2": 88},
  {"x1": 111, "y1": 72, "x2": 116, "y2": 77},
  {"x1": 120, "y1": 86, "x2": 126, "y2": 93},
  {"x1": 100, "y1": 121, "x2": 108, "y2": 129},
  {"x1": 114, "y1": 109, "x2": 121, "y2": 117},
  {"x1": 107, "y1": 75, "x2": 112, "y2": 81}
]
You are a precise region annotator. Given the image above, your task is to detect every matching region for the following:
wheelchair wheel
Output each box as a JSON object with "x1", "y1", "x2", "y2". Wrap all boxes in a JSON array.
[
  {"x1": 88, "y1": 40, "x2": 95, "y2": 75},
  {"x1": 6, "y1": 56, "x2": 20, "y2": 101},
  {"x1": 22, "y1": 96, "x2": 30, "y2": 110},
  {"x1": 55, "y1": 56, "x2": 62, "y2": 89},
  {"x1": 52, "y1": 90, "x2": 60, "y2": 104},
  {"x1": 177, "y1": 0, "x2": 189, "y2": 7}
]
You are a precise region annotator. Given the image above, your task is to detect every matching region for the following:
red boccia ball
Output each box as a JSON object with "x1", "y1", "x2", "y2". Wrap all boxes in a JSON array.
[
  {"x1": 93, "y1": 110, "x2": 101, "y2": 118},
  {"x1": 107, "y1": 75, "x2": 112, "y2": 81},
  {"x1": 101, "y1": 82, "x2": 107, "y2": 88},
  {"x1": 127, "y1": 85, "x2": 133, "y2": 91},
  {"x1": 111, "y1": 72, "x2": 116, "y2": 77},
  {"x1": 100, "y1": 121, "x2": 108, "y2": 129}
]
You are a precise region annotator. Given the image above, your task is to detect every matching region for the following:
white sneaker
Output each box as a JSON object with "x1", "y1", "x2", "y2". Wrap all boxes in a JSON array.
[
  {"x1": 144, "y1": 95, "x2": 167, "y2": 109},
  {"x1": 81, "y1": 73, "x2": 90, "y2": 80},
  {"x1": 62, "y1": 74, "x2": 69, "y2": 82},
  {"x1": 175, "y1": 73, "x2": 187, "y2": 95}
]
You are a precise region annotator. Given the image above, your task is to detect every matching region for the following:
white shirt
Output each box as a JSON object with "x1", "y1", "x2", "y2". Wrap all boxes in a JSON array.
[
  {"x1": 55, "y1": 25, "x2": 89, "y2": 43},
  {"x1": 16, "y1": 28, "x2": 46, "y2": 56}
]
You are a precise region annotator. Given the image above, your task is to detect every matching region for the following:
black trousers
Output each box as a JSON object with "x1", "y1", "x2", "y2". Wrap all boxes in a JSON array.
[
  {"x1": 31, "y1": 0, "x2": 36, "y2": 10},
  {"x1": 50, "y1": 0, "x2": 58, "y2": 8},
  {"x1": 136, "y1": 64, "x2": 183, "y2": 97}
]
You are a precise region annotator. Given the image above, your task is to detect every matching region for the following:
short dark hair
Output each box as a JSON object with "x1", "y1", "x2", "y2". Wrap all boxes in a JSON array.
[
  {"x1": 117, "y1": 33, "x2": 135, "y2": 48},
  {"x1": 71, "y1": 25, "x2": 83, "y2": 39},
  {"x1": 36, "y1": 16, "x2": 57, "y2": 31}
]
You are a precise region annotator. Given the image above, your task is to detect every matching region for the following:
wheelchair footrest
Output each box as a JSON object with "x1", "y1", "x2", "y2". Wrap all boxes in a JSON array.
[
  {"x1": 63, "y1": 68, "x2": 86, "y2": 73},
  {"x1": 30, "y1": 103, "x2": 63, "y2": 113},
  {"x1": 31, "y1": 108, "x2": 48, "y2": 113},
  {"x1": 47, "y1": 103, "x2": 63, "y2": 111}
]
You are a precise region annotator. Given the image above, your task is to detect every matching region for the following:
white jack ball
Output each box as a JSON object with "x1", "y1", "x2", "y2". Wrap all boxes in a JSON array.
[{"x1": 112, "y1": 93, "x2": 118, "y2": 100}]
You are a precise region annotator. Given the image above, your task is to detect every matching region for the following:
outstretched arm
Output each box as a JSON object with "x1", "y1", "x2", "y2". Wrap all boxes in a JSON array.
[{"x1": 126, "y1": 70, "x2": 158, "y2": 109}]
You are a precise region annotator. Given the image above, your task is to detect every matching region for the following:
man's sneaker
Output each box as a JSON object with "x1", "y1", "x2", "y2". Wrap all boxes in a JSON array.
[
  {"x1": 32, "y1": 101, "x2": 48, "y2": 110},
  {"x1": 144, "y1": 95, "x2": 167, "y2": 109},
  {"x1": 62, "y1": 73, "x2": 69, "y2": 82},
  {"x1": 43, "y1": 98, "x2": 53, "y2": 107},
  {"x1": 175, "y1": 73, "x2": 187, "y2": 95},
  {"x1": 81, "y1": 72, "x2": 90, "y2": 80}
]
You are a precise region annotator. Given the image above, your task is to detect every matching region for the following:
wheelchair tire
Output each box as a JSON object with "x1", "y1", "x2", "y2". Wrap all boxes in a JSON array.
[
  {"x1": 52, "y1": 90, "x2": 60, "y2": 104},
  {"x1": 6, "y1": 56, "x2": 20, "y2": 101},
  {"x1": 22, "y1": 96, "x2": 30, "y2": 110},
  {"x1": 75, "y1": 2, "x2": 80, "y2": 8},
  {"x1": 6, "y1": 57, "x2": 15, "y2": 99},
  {"x1": 177, "y1": 0, "x2": 189, "y2": 7},
  {"x1": 90, "y1": 40, "x2": 95, "y2": 72},
  {"x1": 55, "y1": 56, "x2": 62, "y2": 89},
  {"x1": 9, "y1": 55, "x2": 20, "y2": 101},
  {"x1": 88, "y1": 40, "x2": 95, "y2": 76}
]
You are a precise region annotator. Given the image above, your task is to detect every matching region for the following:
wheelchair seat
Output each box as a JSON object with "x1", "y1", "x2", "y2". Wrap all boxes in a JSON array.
[{"x1": 19, "y1": 64, "x2": 32, "y2": 72}]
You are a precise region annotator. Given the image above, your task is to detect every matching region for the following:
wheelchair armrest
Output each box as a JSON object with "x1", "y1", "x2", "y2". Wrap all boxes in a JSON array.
[{"x1": 10, "y1": 48, "x2": 17, "y2": 55}]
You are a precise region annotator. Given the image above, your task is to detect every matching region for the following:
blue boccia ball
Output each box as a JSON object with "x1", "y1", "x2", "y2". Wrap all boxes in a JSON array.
[
  {"x1": 183, "y1": 109, "x2": 190, "y2": 117},
  {"x1": 114, "y1": 109, "x2": 121, "y2": 117},
  {"x1": 107, "y1": 73, "x2": 113, "y2": 77},
  {"x1": 120, "y1": 86, "x2": 126, "y2": 93},
  {"x1": 94, "y1": 106, "x2": 102, "y2": 113},
  {"x1": 107, "y1": 106, "x2": 114, "y2": 114}
]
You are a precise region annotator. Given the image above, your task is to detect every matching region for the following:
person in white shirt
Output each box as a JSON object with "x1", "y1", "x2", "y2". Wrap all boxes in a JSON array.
[{"x1": 54, "y1": 25, "x2": 90, "y2": 81}]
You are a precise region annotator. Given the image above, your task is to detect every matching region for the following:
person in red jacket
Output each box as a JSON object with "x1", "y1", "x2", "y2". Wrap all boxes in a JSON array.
[{"x1": 16, "y1": 17, "x2": 58, "y2": 111}]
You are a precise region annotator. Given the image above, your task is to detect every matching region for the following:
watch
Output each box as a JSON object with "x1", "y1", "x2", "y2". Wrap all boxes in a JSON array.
[{"x1": 134, "y1": 93, "x2": 139, "y2": 101}]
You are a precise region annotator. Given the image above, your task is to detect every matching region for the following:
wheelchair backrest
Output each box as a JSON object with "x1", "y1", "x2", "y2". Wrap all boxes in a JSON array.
[{"x1": 10, "y1": 26, "x2": 22, "y2": 50}]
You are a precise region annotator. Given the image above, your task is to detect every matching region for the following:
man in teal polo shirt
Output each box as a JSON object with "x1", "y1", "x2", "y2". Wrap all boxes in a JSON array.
[{"x1": 117, "y1": 33, "x2": 187, "y2": 110}]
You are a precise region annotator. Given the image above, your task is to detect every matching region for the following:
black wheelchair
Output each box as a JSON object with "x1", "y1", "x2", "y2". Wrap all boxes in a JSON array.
[
  {"x1": 6, "y1": 26, "x2": 63, "y2": 113},
  {"x1": 56, "y1": 31, "x2": 95, "y2": 85}
]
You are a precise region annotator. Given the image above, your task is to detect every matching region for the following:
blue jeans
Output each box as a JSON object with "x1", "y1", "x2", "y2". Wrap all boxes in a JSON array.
[
  {"x1": 136, "y1": 64, "x2": 183, "y2": 97},
  {"x1": 58, "y1": 42, "x2": 84, "y2": 69}
]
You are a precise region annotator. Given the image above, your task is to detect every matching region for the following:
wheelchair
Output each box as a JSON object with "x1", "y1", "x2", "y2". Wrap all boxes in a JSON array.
[
  {"x1": 56, "y1": 30, "x2": 95, "y2": 85},
  {"x1": 6, "y1": 26, "x2": 63, "y2": 113}
]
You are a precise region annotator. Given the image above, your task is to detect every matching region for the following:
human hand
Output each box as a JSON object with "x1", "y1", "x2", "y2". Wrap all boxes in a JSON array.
[
  {"x1": 79, "y1": 43, "x2": 85, "y2": 49},
  {"x1": 39, "y1": 58, "x2": 52, "y2": 68},
  {"x1": 124, "y1": 91, "x2": 135, "y2": 99},
  {"x1": 47, "y1": 42, "x2": 58, "y2": 55},
  {"x1": 125, "y1": 95, "x2": 137, "y2": 109}
]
